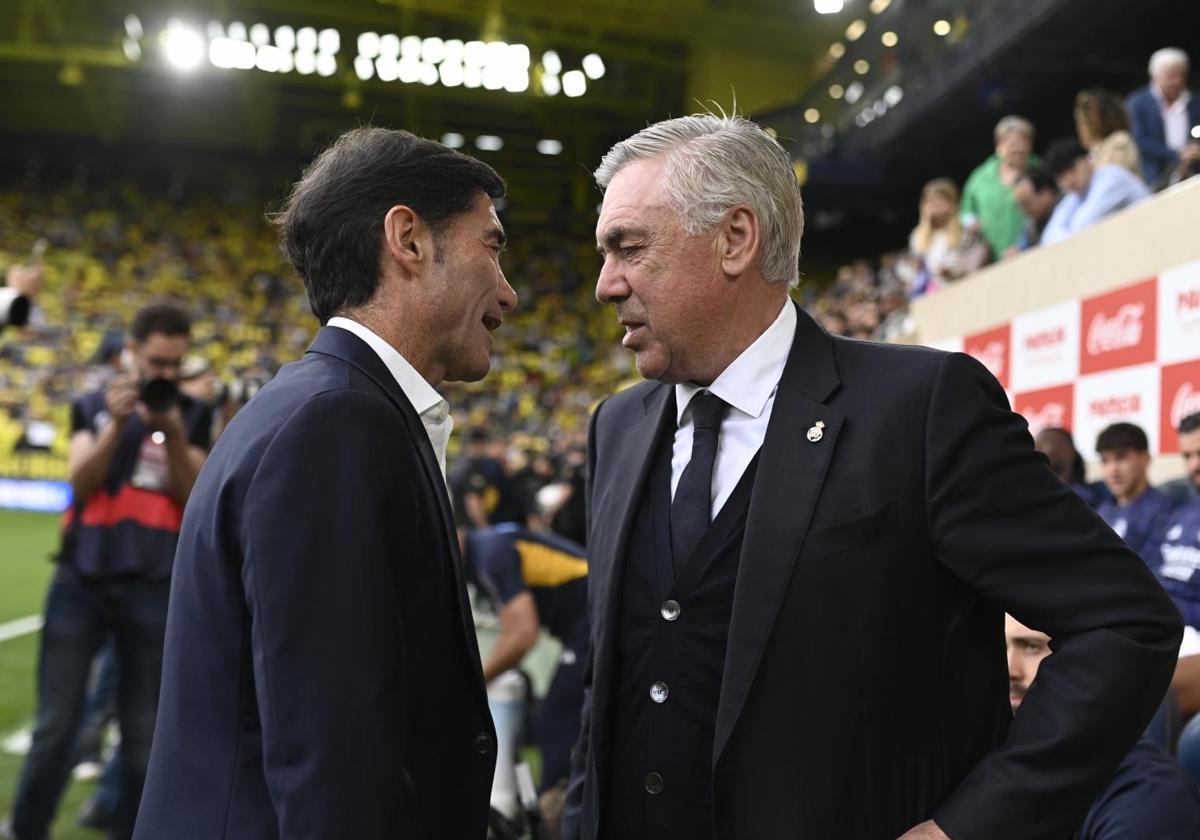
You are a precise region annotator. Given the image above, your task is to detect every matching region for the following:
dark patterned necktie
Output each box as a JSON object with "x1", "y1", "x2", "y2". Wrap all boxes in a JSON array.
[{"x1": 670, "y1": 391, "x2": 728, "y2": 575}]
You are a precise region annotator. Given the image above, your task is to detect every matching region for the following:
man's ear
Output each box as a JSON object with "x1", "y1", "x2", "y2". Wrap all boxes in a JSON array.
[
  {"x1": 383, "y1": 205, "x2": 433, "y2": 277},
  {"x1": 718, "y1": 204, "x2": 761, "y2": 278}
]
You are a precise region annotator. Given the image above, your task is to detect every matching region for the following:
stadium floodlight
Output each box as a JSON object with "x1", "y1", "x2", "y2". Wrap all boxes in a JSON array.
[
  {"x1": 250, "y1": 24, "x2": 270, "y2": 48},
  {"x1": 296, "y1": 27, "x2": 317, "y2": 51},
  {"x1": 379, "y1": 34, "x2": 400, "y2": 59},
  {"x1": 854, "y1": 59, "x2": 870, "y2": 75},
  {"x1": 420, "y1": 62, "x2": 440, "y2": 86},
  {"x1": 1192, "y1": 125, "x2": 1200, "y2": 140},
  {"x1": 318, "y1": 29, "x2": 340, "y2": 55},
  {"x1": 257, "y1": 45, "x2": 289, "y2": 73},
  {"x1": 844, "y1": 81, "x2": 864, "y2": 104},
  {"x1": 475, "y1": 135, "x2": 503, "y2": 151},
  {"x1": 804, "y1": 108, "x2": 820, "y2": 124},
  {"x1": 209, "y1": 38, "x2": 255, "y2": 70},
  {"x1": 829, "y1": 84, "x2": 844, "y2": 99},
  {"x1": 422, "y1": 37, "x2": 445, "y2": 65},
  {"x1": 228, "y1": 21, "x2": 248, "y2": 42},
  {"x1": 275, "y1": 26, "x2": 296, "y2": 52},
  {"x1": 484, "y1": 41, "x2": 509, "y2": 72},
  {"x1": 541, "y1": 50, "x2": 562, "y2": 75},
  {"x1": 354, "y1": 55, "x2": 374, "y2": 81},
  {"x1": 375, "y1": 55, "x2": 399, "y2": 82},
  {"x1": 398, "y1": 57, "x2": 421, "y2": 83},
  {"x1": 541, "y1": 73, "x2": 561, "y2": 96},
  {"x1": 562, "y1": 69, "x2": 586, "y2": 98},
  {"x1": 884, "y1": 85, "x2": 904, "y2": 106},
  {"x1": 206, "y1": 21, "x2": 224, "y2": 40},
  {"x1": 845, "y1": 20, "x2": 867, "y2": 42},
  {"x1": 482, "y1": 65, "x2": 505, "y2": 91},
  {"x1": 295, "y1": 51, "x2": 317, "y2": 75},
  {"x1": 881, "y1": 31, "x2": 898, "y2": 47},
  {"x1": 828, "y1": 42, "x2": 846, "y2": 60},
  {"x1": 124, "y1": 39, "x2": 142, "y2": 62},
  {"x1": 869, "y1": 0, "x2": 892, "y2": 13},
  {"x1": 504, "y1": 67, "x2": 529, "y2": 93},
  {"x1": 401, "y1": 36, "x2": 422, "y2": 59},
  {"x1": 873, "y1": 100, "x2": 888, "y2": 116},
  {"x1": 509, "y1": 44, "x2": 531, "y2": 69},
  {"x1": 358, "y1": 32, "x2": 381, "y2": 59},
  {"x1": 463, "y1": 64, "x2": 483, "y2": 88},
  {"x1": 933, "y1": 20, "x2": 951, "y2": 36},
  {"x1": 443, "y1": 39, "x2": 465, "y2": 65},
  {"x1": 315, "y1": 52, "x2": 337, "y2": 77},
  {"x1": 537, "y1": 139, "x2": 563, "y2": 155},
  {"x1": 440, "y1": 61, "x2": 464, "y2": 87},
  {"x1": 582, "y1": 53, "x2": 605, "y2": 79},
  {"x1": 464, "y1": 41, "x2": 487, "y2": 67},
  {"x1": 442, "y1": 133, "x2": 465, "y2": 148},
  {"x1": 125, "y1": 14, "x2": 143, "y2": 39},
  {"x1": 814, "y1": 0, "x2": 843, "y2": 13},
  {"x1": 163, "y1": 20, "x2": 205, "y2": 72}
]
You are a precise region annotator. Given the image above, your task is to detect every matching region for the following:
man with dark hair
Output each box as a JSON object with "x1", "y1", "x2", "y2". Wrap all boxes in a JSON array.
[
  {"x1": 452, "y1": 427, "x2": 521, "y2": 527},
  {"x1": 1095, "y1": 422, "x2": 1175, "y2": 561},
  {"x1": 1042, "y1": 137, "x2": 1150, "y2": 245},
  {"x1": 2, "y1": 302, "x2": 211, "y2": 840},
  {"x1": 1163, "y1": 412, "x2": 1200, "y2": 505},
  {"x1": 136, "y1": 128, "x2": 517, "y2": 840},
  {"x1": 1145, "y1": 413, "x2": 1200, "y2": 631},
  {"x1": 1034, "y1": 426, "x2": 1111, "y2": 508},
  {"x1": 1010, "y1": 167, "x2": 1061, "y2": 253}
]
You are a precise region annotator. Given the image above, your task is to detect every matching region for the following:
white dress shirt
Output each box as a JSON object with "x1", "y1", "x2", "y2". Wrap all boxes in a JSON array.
[
  {"x1": 672, "y1": 301, "x2": 797, "y2": 517},
  {"x1": 326, "y1": 317, "x2": 453, "y2": 478},
  {"x1": 1154, "y1": 85, "x2": 1193, "y2": 153}
]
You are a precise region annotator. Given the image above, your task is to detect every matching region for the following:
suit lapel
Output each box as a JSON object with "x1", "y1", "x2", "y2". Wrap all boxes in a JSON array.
[
  {"x1": 306, "y1": 327, "x2": 485, "y2": 680},
  {"x1": 713, "y1": 304, "x2": 843, "y2": 765},
  {"x1": 590, "y1": 384, "x2": 674, "y2": 762}
]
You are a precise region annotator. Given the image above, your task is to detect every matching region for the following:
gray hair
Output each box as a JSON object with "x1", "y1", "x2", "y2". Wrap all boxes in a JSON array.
[
  {"x1": 1149, "y1": 47, "x2": 1189, "y2": 78},
  {"x1": 994, "y1": 115, "x2": 1035, "y2": 144},
  {"x1": 594, "y1": 114, "x2": 804, "y2": 288}
]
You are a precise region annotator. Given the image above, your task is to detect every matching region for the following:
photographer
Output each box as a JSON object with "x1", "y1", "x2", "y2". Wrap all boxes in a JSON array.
[{"x1": 3, "y1": 302, "x2": 211, "y2": 840}]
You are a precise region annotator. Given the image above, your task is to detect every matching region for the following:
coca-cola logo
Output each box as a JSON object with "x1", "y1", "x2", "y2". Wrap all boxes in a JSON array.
[
  {"x1": 1087, "y1": 303, "x2": 1145, "y2": 355},
  {"x1": 1024, "y1": 401, "x2": 1066, "y2": 431},
  {"x1": 1179, "y1": 290, "x2": 1200, "y2": 312},
  {"x1": 1089, "y1": 394, "x2": 1142, "y2": 417},
  {"x1": 1024, "y1": 327, "x2": 1065, "y2": 351},
  {"x1": 974, "y1": 340, "x2": 1006, "y2": 378},
  {"x1": 1171, "y1": 384, "x2": 1200, "y2": 429}
]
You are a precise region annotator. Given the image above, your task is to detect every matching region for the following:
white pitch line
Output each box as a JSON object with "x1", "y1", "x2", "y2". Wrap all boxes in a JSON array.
[{"x1": 0, "y1": 614, "x2": 43, "y2": 643}]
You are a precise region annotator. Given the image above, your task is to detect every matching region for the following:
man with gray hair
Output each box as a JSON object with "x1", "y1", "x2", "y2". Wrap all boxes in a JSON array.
[
  {"x1": 1128, "y1": 48, "x2": 1200, "y2": 185},
  {"x1": 960, "y1": 115, "x2": 1037, "y2": 259},
  {"x1": 565, "y1": 113, "x2": 1181, "y2": 840}
]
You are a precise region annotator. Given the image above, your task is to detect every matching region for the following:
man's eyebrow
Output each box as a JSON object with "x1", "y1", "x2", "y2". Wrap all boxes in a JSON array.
[{"x1": 596, "y1": 225, "x2": 642, "y2": 255}]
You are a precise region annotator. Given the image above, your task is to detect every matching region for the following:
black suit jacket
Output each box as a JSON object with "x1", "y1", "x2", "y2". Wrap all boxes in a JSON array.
[
  {"x1": 565, "y1": 304, "x2": 1181, "y2": 840},
  {"x1": 135, "y1": 327, "x2": 496, "y2": 840}
]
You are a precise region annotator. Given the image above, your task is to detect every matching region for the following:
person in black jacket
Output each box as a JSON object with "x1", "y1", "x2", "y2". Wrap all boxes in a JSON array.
[{"x1": 134, "y1": 128, "x2": 517, "y2": 840}]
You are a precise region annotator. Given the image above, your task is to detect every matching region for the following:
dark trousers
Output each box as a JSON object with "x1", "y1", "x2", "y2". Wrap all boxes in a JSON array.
[
  {"x1": 10, "y1": 571, "x2": 169, "y2": 840},
  {"x1": 537, "y1": 641, "x2": 588, "y2": 791}
]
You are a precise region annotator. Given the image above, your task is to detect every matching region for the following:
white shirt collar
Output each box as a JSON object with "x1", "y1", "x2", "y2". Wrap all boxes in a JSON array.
[
  {"x1": 1152, "y1": 84, "x2": 1192, "y2": 112},
  {"x1": 326, "y1": 317, "x2": 445, "y2": 416},
  {"x1": 675, "y1": 300, "x2": 796, "y2": 424}
]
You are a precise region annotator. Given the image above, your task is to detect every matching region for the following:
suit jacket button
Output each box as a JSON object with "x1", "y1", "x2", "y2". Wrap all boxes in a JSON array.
[
  {"x1": 474, "y1": 732, "x2": 494, "y2": 754},
  {"x1": 644, "y1": 772, "x2": 664, "y2": 795}
]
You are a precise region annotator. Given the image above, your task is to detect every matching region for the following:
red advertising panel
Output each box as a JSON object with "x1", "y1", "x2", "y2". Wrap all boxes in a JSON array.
[
  {"x1": 964, "y1": 324, "x2": 1011, "y2": 390},
  {"x1": 1013, "y1": 384, "x2": 1075, "y2": 437},
  {"x1": 1160, "y1": 360, "x2": 1200, "y2": 455},
  {"x1": 1080, "y1": 278, "x2": 1157, "y2": 375}
]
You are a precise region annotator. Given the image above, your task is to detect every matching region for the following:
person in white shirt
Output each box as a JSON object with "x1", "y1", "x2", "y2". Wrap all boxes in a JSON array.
[{"x1": 1127, "y1": 47, "x2": 1200, "y2": 186}]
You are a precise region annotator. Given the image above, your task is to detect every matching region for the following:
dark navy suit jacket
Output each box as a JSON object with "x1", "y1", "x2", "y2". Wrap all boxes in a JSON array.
[
  {"x1": 135, "y1": 327, "x2": 496, "y2": 839},
  {"x1": 1080, "y1": 739, "x2": 1200, "y2": 839},
  {"x1": 1127, "y1": 85, "x2": 1200, "y2": 184}
]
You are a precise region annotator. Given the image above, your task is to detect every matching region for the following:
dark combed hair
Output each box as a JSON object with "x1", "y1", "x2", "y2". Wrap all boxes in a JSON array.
[
  {"x1": 1039, "y1": 426, "x2": 1087, "y2": 484},
  {"x1": 272, "y1": 127, "x2": 506, "y2": 324},
  {"x1": 1019, "y1": 165, "x2": 1059, "y2": 196},
  {"x1": 1180, "y1": 412, "x2": 1200, "y2": 435},
  {"x1": 1096, "y1": 422, "x2": 1150, "y2": 454},
  {"x1": 130, "y1": 302, "x2": 191, "y2": 343},
  {"x1": 1045, "y1": 137, "x2": 1088, "y2": 177}
]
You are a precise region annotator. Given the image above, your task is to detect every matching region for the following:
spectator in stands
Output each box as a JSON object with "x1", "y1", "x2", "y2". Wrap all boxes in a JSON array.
[
  {"x1": 466, "y1": 483, "x2": 589, "y2": 792},
  {"x1": 1127, "y1": 48, "x2": 1200, "y2": 187},
  {"x1": 961, "y1": 115, "x2": 1037, "y2": 258},
  {"x1": 1009, "y1": 167, "x2": 1061, "y2": 254},
  {"x1": 1034, "y1": 426, "x2": 1111, "y2": 508},
  {"x1": 905, "y1": 178, "x2": 989, "y2": 295},
  {"x1": 2, "y1": 303, "x2": 211, "y2": 840},
  {"x1": 452, "y1": 426, "x2": 522, "y2": 526},
  {"x1": 1075, "y1": 89, "x2": 1142, "y2": 177},
  {"x1": 1162, "y1": 412, "x2": 1200, "y2": 505},
  {"x1": 1094, "y1": 422, "x2": 1176, "y2": 561},
  {"x1": 1005, "y1": 614, "x2": 1200, "y2": 838},
  {"x1": 1042, "y1": 138, "x2": 1150, "y2": 245}
]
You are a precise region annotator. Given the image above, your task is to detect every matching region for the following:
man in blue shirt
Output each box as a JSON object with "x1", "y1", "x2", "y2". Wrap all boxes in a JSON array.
[
  {"x1": 1162, "y1": 412, "x2": 1200, "y2": 506},
  {"x1": 1007, "y1": 614, "x2": 1200, "y2": 839},
  {"x1": 1042, "y1": 138, "x2": 1150, "y2": 246},
  {"x1": 1095, "y1": 423, "x2": 1175, "y2": 561}
]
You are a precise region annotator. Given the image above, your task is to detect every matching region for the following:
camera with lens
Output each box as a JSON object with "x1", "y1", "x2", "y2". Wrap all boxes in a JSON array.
[{"x1": 138, "y1": 377, "x2": 180, "y2": 413}]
